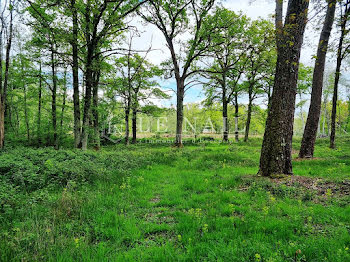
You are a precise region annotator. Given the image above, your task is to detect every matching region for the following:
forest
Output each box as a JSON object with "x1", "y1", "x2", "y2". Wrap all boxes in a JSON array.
[{"x1": 0, "y1": 0, "x2": 350, "y2": 261}]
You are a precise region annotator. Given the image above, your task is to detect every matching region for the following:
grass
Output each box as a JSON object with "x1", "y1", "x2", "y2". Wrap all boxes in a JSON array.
[{"x1": 0, "y1": 137, "x2": 349, "y2": 261}]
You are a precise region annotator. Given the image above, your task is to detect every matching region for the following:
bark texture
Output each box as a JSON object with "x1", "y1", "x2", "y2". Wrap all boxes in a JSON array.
[
  {"x1": 222, "y1": 97, "x2": 228, "y2": 142},
  {"x1": 60, "y1": 69, "x2": 68, "y2": 146},
  {"x1": 259, "y1": 0, "x2": 309, "y2": 177},
  {"x1": 330, "y1": 60, "x2": 342, "y2": 149},
  {"x1": 50, "y1": 48, "x2": 58, "y2": 149},
  {"x1": 299, "y1": 0, "x2": 336, "y2": 158},
  {"x1": 37, "y1": 63, "x2": 42, "y2": 146},
  {"x1": 175, "y1": 79, "x2": 185, "y2": 146},
  {"x1": 125, "y1": 101, "x2": 130, "y2": 145},
  {"x1": 131, "y1": 91, "x2": 139, "y2": 144},
  {"x1": 71, "y1": 0, "x2": 81, "y2": 148},
  {"x1": 132, "y1": 107, "x2": 137, "y2": 144},
  {"x1": 234, "y1": 92, "x2": 239, "y2": 142},
  {"x1": 330, "y1": 3, "x2": 350, "y2": 149},
  {"x1": 0, "y1": 8, "x2": 13, "y2": 149},
  {"x1": 23, "y1": 68, "x2": 30, "y2": 142},
  {"x1": 221, "y1": 71, "x2": 229, "y2": 142},
  {"x1": 81, "y1": 1, "x2": 93, "y2": 150},
  {"x1": 92, "y1": 70, "x2": 100, "y2": 150}
]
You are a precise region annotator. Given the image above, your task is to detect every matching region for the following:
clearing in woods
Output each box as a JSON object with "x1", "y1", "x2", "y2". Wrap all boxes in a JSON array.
[{"x1": 1, "y1": 137, "x2": 350, "y2": 261}]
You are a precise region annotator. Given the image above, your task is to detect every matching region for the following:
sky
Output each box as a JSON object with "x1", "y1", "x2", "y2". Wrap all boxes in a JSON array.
[{"x1": 129, "y1": 0, "x2": 328, "y2": 108}]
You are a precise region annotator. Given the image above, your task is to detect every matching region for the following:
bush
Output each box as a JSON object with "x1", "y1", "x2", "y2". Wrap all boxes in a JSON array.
[{"x1": 0, "y1": 146, "x2": 165, "y2": 219}]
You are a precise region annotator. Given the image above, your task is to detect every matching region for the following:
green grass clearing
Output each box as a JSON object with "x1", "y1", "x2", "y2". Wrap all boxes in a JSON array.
[{"x1": 0, "y1": 137, "x2": 350, "y2": 261}]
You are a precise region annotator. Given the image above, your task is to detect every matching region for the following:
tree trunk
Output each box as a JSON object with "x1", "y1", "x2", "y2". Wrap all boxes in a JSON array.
[
  {"x1": 23, "y1": 78, "x2": 30, "y2": 142},
  {"x1": 37, "y1": 62, "x2": 42, "y2": 146},
  {"x1": 92, "y1": 69, "x2": 100, "y2": 150},
  {"x1": 259, "y1": 0, "x2": 309, "y2": 177},
  {"x1": 132, "y1": 96, "x2": 138, "y2": 144},
  {"x1": 275, "y1": 0, "x2": 283, "y2": 48},
  {"x1": 82, "y1": 69, "x2": 92, "y2": 150},
  {"x1": 0, "y1": 17, "x2": 3, "y2": 109},
  {"x1": 175, "y1": 79, "x2": 185, "y2": 147},
  {"x1": 0, "y1": 93, "x2": 5, "y2": 148},
  {"x1": 8, "y1": 92, "x2": 14, "y2": 132},
  {"x1": 51, "y1": 48, "x2": 58, "y2": 149},
  {"x1": 330, "y1": 4, "x2": 349, "y2": 148},
  {"x1": 125, "y1": 101, "x2": 130, "y2": 145},
  {"x1": 330, "y1": 67, "x2": 340, "y2": 149},
  {"x1": 244, "y1": 84, "x2": 253, "y2": 142},
  {"x1": 60, "y1": 69, "x2": 68, "y2": 146},
  {"x1": 15, "y1": 108, "x2": 19, "y2": 135},
  {"x1": 81, "y1": 59, "x2": 92, "y2": 151},
  {"x1": 222, "y1": 97, "x2": 228, "y2": 142},
  {"x1": 46, "y1": 118, "x2": 51, "y2": 146},
  {"x1": 299, "y1": 0, "x2": 336, "y2": 158},
  {"x1": 0, "y1": 9, "x2": 13, "y2": 149},
  {"x1": 71, "y1": 0, "x2": 81, "y2": 148},
  {"x1": 81, "y1": 1, "x2": 93, "y2": 151},
  {"x1": 222, "y1": 73, "x2": 229, "y2": 142},
  {"x1": 131, "y1": 111, "x2": 137, "y2": 144},
  {"x1": 234, "y1": 92, "x2": 239, "y2": 142}
]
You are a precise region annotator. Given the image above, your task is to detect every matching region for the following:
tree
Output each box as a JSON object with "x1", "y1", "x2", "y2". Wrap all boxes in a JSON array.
[
  {"x1": 259, "y1": 0, "x2": 309, "y2": 177},
  {"x1": 139, "y1": 0, "x2": 216, "y2": 146},
  {"x1": 130, "y1": 59, "x2": 167, "y2": 143},
  {"x1": 299, "y1": 0, "x2": 336, "y2": 158},
  {"x1": 26, "y1": 0, "x2": 66, "y2": 149},
  {"x1": 70, "y1": 0, "x2": 82, "y2": 148},
  {"x1": 330, "y1": 0, "x2": 350, "y2": 149},
  {"x1": 201, "y1": 8, "x2": 250, "y2": 142},
  {"x1": 37, "y1": 61, "x2": 43, "y2": 146},
  {"x1": 26, "y1": 0, "x2": 146, "y2": 150},
  {"x1": 0, "y1": 0, "x2": 15, "y2": 149},
  {"x1": 243, "y1": 19, "x2": 276, "y2": 142},
  {"x1": 109, "y1": 40, "x2": 166, "y2": 144},
  {"x1": 80, "y1": 0, "x2": 146, "y2": 150},
  {"x1": 59, "y1": 67, "x2": 68, "y2": 143}
]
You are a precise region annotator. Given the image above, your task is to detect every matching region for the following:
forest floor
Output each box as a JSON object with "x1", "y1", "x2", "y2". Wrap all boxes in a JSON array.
[{"x1": 0, "y1": 137, "x2": 350, "y2": 261}]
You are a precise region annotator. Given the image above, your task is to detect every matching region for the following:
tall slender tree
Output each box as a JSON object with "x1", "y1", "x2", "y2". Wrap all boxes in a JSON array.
[
  {"x1": 139, "y1": 0, "x2": 216, "y2": 146},
  {"x1": 259, "y1": 0, "x2": 309, "y2": 177},
  {"x1": 299, "y1": 0, "x2": 336, "y2": 158},
  {"x1": 110, "y1": 39, "x2": 166, "y2": 145},
  {"x1": 70, "y1": 0, "x2": 81, "y2": 148},
  {"x1": 80, "y1": 0, "x2": 147, "y2": 150},
  {"x1": 0, "y1": 0, "x2": 15, "y2": 149},
  {"x1": 201, "y1": 8, "x2": 250, "y2": 142},
  {"x1": 243, "y1": 19, "x2": 276, "y2": 142},
  {"x1": 37, "y1": 61, "x2": 42, "y2": 146},
  {"x1": 330, "y1": 0, "x2": 350, "y2": 149},
  {"x1": 27, "y1": 0, "x2": 63, "y2": 149}
]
